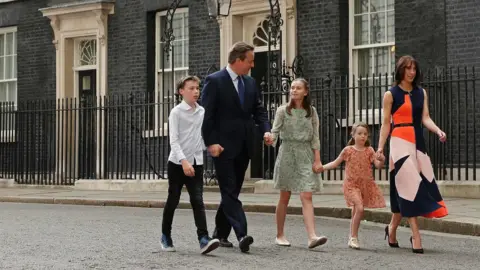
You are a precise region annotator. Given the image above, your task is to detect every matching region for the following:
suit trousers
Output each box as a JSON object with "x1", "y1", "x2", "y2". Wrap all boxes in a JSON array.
[{"x1": 213, "y1": 143, "x2": 250, "y2": 241}]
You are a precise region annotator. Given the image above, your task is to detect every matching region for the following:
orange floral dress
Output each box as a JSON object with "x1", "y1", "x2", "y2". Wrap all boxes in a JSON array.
[{"x1": 341, "y1": 146, "x2": 386, "y2": 208}]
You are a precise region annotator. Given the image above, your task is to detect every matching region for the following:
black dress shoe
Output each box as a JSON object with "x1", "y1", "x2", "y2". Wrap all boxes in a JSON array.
[
  {"x1": 239, "y1": 235, "x2": 254, "y2": 253},
  {"x1": 217, "y1": 238, "x2": 233, "y2": 248}
]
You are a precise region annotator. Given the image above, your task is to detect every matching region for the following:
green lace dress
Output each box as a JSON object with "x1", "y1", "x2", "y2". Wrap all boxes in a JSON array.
[{"x1": 270, "y1": 105, "x2": 323, "y2": 192}]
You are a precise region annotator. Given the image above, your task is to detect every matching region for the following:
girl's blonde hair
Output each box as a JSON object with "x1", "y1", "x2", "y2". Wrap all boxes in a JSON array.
[{"x1": 347, "y1": 122, "x2": 371, "y2": 147}]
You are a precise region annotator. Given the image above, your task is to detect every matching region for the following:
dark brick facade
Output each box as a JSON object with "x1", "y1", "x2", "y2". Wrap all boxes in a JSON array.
[
  {"x1": 297, "y1": 0, "x2": 349, "y2": 79},
  {"x1": 188, "y1": 1, "x2": 220, "y2": 77},
  {"x1": 445, "y1": 0, "x2": 480, "y2": 68},
  {"x1": 394, "y1": 0, "x2": 447, "y2": 70},
  {"x1": 0, "y1": 0, "x2": 55, "y2": 100}
]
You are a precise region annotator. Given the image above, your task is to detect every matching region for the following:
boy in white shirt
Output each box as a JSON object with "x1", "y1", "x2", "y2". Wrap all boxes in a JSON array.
[{"x1": 161, "y1": 76, "x2": 220, "y2": 254}]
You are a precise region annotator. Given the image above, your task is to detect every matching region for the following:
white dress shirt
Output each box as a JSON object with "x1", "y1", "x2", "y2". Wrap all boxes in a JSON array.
[
  {"x1": 226, "y1": 65, "x2": 241, "y2": 92},
  {"x1": 168, "y1": 101, "x2": 206, "y2": 165}
]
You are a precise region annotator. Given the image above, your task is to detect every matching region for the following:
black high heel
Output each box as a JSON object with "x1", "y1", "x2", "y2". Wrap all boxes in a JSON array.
[
  {"x1": 384, "y1": 226, "x2": 399, "y2": 248},
  {"x1": 409, "y1": 237, "x2": 424, "y2": 254}
]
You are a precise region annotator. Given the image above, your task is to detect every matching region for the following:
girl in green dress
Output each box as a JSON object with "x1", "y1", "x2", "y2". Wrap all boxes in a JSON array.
[{"x1": 266, "y1": 78, "x2": 328, "y2": 249}]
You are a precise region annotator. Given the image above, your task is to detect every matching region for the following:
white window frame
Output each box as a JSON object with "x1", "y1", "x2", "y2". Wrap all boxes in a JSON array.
[
  {"x1": 0, "y1": 26, "x2": 17, "y2": 142},
  {"x1": 146, "y1": 8, "x2": 189, "y2": 137},
  {"x1": 347, "y1": 0, "x2": 395, "y2": 126}
]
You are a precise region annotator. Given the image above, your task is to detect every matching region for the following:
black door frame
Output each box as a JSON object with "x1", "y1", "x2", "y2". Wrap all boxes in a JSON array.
[{"x1": 78, "y1": 69, "x2": 97, "y2": 179}]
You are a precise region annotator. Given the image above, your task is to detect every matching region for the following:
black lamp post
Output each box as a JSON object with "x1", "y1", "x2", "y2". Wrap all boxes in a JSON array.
[
  {"x1": 268, "y1": 0, "x2": 282, "y2": 48},
  {"x1": 162, "y1": 0, "x2": 232, "y2": 60},
  {"x1": 207, "y1": 0, "x2": 232, "y2": 18}
]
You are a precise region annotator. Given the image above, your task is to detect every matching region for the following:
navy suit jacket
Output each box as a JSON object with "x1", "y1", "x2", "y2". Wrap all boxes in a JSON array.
[{"x1": 201, "y1": 68, "x2": 271, "y2": 159}]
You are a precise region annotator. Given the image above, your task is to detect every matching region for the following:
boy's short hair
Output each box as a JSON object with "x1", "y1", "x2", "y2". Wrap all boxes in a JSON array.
[{"x1": 176, "y1": 75, "x2": 201, "y2": 93}]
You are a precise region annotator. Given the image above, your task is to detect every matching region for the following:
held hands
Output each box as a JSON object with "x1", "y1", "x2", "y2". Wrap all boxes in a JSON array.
[
  {"x1": 437, "y1": 129, "x2": 447, "y2": 142},
  {"x1": 312, "y1": 160, "x2": 324, "y2": 174},
  {"x1": 376, "y1": 152, "x2": 386, "y2": 163},
  {"x1": 375, "y1": 148, "x2": 384, "y2": 160},
  {"x1": 181, "y1": 160, "x2": 195, "y2": 177},
  {"x1": 264, "y1": 132, "x2": 274, "y2": 146},
  {"x1": 208, "y1": 144, "x2": 224, "y2": 157}
]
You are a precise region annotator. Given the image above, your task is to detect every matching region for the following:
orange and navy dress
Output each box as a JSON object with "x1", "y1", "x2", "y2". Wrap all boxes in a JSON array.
[{"x1": 388, "y1": 85, "x2": 448, "y2": 218}]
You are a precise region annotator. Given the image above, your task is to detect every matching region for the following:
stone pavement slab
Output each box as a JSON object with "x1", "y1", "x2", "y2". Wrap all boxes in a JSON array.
[{"x1": 0, "y1": 187, "x2": 479, "y2": 236}]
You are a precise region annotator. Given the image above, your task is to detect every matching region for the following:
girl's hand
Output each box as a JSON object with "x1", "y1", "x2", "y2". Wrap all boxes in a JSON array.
[
  {"x1": 264, "y1": 132, "x2": 274, "y2": 146},
  {"x1": 312, "y1": 160, "x2": 323, "y2": 174},
  {"x1": 437, "y1": 129, "x2": 447, "y2": 142},
  {"x1": 375, "y1": 148, "x2": 384, "y2": 159},
  {"x1": 376, "y1": 153, "x2": 385, "y2": 163}
]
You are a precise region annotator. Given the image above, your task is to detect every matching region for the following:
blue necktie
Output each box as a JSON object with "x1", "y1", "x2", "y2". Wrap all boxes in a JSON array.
[{"x1": 238, "y1": 75, "x2": 245, "y2": 105}]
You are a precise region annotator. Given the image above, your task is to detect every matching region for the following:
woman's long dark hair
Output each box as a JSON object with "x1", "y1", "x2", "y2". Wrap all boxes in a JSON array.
[
  {"x1": 394, "y1": 55, "x2": 422, "y2": 87},
  {"x1": 286, "y1": 77, "x2": 312, "y2": 117}
]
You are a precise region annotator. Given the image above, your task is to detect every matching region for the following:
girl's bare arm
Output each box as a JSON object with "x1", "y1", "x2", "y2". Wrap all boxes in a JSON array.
[{"x1": 323, "y1": 150, "x2": 345, "y2": 170}]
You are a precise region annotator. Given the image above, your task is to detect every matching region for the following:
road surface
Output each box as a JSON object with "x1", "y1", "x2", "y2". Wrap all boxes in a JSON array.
[{"x1": 0, "y1": 202, "x2": 479, "y2": 270}]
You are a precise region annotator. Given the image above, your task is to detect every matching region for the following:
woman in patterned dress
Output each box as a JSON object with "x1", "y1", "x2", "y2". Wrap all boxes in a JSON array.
[
  {"x1": 377, "y1": 55, "x2": 448, "y2": 254},
  {"x1": 266, "y1": 78, "x2": 328, "y2": 249}
]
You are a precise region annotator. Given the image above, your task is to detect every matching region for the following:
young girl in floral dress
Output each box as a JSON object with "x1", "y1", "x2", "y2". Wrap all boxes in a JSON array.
[
  {"x1": 323, "y1": 122, "x2": 386, "y2": 249},
  {"x1": 266, "y1": 78, "x2": 328, "y2": 249}
]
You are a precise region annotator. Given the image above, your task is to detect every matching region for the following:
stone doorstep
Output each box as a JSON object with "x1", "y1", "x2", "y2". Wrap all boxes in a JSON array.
[
  {"x1": 0, "y1": 196, "x2": 478, "y2": 237},
  {"x1": 254, "y1": 180, "x2": 480, "y2": 199}
]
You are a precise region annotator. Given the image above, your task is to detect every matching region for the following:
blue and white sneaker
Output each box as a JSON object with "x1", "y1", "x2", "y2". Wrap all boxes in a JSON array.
[
  {"x1": 199, "y1": 236, "x2": 220, "y2": 255},
  {"x1": 161, "y1": 234, "x2": 176, "y2": 252}
]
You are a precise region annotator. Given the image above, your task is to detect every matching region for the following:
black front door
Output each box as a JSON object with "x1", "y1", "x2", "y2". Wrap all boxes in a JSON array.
[
  {"x1": 250, "y1": 51, "x2": 277, "y2": 179},
  {"x1": 78, "y1": 70, "x2": 96, "y2": 179}
]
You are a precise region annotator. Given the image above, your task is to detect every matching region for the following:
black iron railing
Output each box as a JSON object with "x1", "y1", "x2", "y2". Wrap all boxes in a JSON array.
[
  {"x1": 261, "y1": 67, "x2": 479, "y2": 181},
  {"x1": 0, "y1": 67, "x2": 478, "y2": 185}
]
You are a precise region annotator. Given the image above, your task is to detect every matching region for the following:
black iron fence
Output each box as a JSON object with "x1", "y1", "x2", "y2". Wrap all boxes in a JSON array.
[
  {"x1": 260, "y1": 66, "x2": 478, "y2": 182},
  {"x1": 0, "y1": 67, "x2": 478, "y2": 185}
]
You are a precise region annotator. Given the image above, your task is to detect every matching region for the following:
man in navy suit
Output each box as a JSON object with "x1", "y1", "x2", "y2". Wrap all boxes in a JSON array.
[{"x1": 201, "y1": 41, "x2": 272, "y2": 253}]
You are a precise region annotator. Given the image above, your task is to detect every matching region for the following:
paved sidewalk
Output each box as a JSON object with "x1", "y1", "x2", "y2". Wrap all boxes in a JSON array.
[{"x1": 0, "y1": 187, "x2": 479, "y2": 236}]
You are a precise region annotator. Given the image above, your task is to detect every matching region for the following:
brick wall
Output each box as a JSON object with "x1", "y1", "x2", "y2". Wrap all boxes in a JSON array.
[
  {"x1": 296, "y1": 0, "x2": 349, "y2": 79},
  {"x1": 187, "y1": 1, "x2": 220, "y2": 77},
  {"x1": 395, "y1": 0, "x2": 447, "y2": 70},
  {"x1": 0, "y1": 0, "x2": 56, "y2": 179},
  {"x1": 3, "y1": 0, "x2": 56, "y2": 100},
  {"x1": 444, "y1": 0, "x2": 480, "y2": 169},
  {"x1": 445, "y1": 0, "x2": 480, "y2": 68},
  {"x1": 108, "y1": 0, "x2": 148, "y2": 93}
]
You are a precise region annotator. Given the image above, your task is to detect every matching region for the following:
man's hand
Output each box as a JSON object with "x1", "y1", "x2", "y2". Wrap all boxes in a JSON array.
[
  {"x1": 264, "y1": 132, "x2": 273, "y2": 146},
  {"x1": 181, "y1": 160, "x2": 195, "y2": 177},
  {"x1": 312, "y1": 160, "x2": 324, "y2": 174},
  {"x1": 208, "y1": 144, "x2": 224, "y2": 157}
]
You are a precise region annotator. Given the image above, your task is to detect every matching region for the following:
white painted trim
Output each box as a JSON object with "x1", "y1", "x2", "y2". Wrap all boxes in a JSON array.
[
  {"x1": 352, "y1": 42, "x2": 395, "y2": 50},
  {"x1": 150, "y1": 8, "x2": 189, "y2": 137},
  {"x1": 348, "y1": 0, "x2": 395, "y2": 120},
  {"x1": 218, "y1": 0, "x2": 295, "y2": 68},
  {"x1": 0, "y1": 26, "x2": 17, "y2": 136},
  {"x1": 0, "y1": 26, "x2": 17, "y2": 34},
  {"x1": 41, "y1": 1, "x2": 114, "y2": 179},
  {"x1": 73, "y1": 65, "x2": 97, "y2": 71}
]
